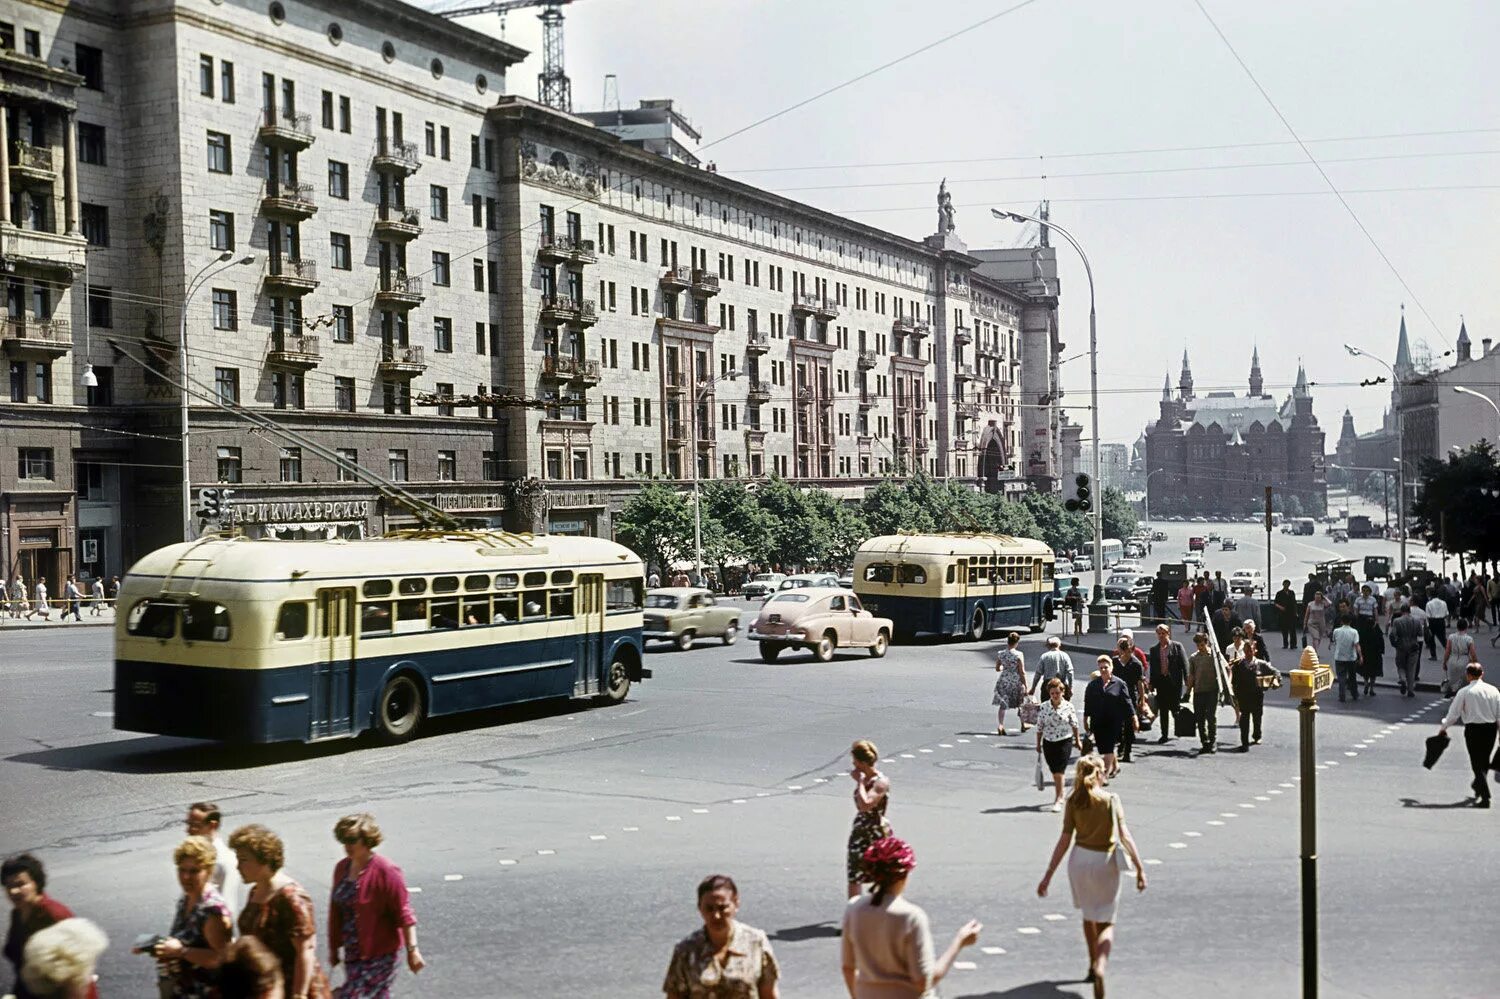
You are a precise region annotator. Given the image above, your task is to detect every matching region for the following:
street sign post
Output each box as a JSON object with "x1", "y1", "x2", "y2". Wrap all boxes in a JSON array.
[{"x1": 1290, "y1": 657, "x2": 1333, "y2": 999}]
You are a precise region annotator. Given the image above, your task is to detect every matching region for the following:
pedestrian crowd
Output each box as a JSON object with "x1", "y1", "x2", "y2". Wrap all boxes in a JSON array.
[
  {"x1": 1, "y1": 578, "x2": 117, "y2": 623},
  {"x1": 4, "y1": 803, "x2": 422, "y2": 999}
]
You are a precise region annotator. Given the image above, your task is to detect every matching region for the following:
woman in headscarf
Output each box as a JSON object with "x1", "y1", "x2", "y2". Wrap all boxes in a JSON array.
[{"x1": 840, "y1": 837, "x2": 981, "y2": 999}]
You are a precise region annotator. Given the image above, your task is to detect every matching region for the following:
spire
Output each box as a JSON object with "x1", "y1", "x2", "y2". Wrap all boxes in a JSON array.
[
  {"x1": 1249, "y1": 344, "x2": 1264, "y2": 397},
  {"x1": 1338, "y1": 408, "x2": 1357, "y2": 446},
  {"x1": 1178, "y1": 349, "x2": 1194, "y2": 401},
  {"x1": 1293, "y1": 359, "x2": 1310, "y2": 398},
  {"x1": 1162, "y1": 372, "x2": 1172, "y2": 399},
  {"x1": 1394, "y1": 304, "x2": 1413, "y2": 376},
  {"x1": 1457, "y1": 315, "x2": 1471, "y2": 363}
]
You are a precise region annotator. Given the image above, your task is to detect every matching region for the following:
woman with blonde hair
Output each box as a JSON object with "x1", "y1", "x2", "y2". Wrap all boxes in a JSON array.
[
  {"x1": 1036, "y1": 755, "x2": 1147, "y2": 998},
  {"x1": 230, "y1": 824, "x2": 330, "y2": 999},
  {"x1": 19, "y1": 918, "x2": 106, "y2": 999},
  {"x1": 142, "y1": 836, "x2": 233, "y2": 997},
  {"x1": 327, "y1": 814, "x2": 423, "y2": 999},
  {"x1": 845, "y1": 740, "x2": 892, "y2": 899}
]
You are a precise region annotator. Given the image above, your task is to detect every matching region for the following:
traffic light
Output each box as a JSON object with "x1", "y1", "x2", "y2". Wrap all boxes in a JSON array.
[
  {"x1": 1065, "y1": 473, "x2": 1092, "y2": 513},
  {"x1": 198, "y1": 488, "x2": 221, "y2": 519}
]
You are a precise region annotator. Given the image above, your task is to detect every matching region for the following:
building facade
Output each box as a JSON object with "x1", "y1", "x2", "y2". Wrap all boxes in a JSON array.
[
  {"x1": 1142, "y1": 349, "x2": 1327, "y2": 518},
  {"x1": 1396, "y1": 318, "x2": 1500, "y2": 470},
  {"x1": 2, "y1": 0, "x2": 1066, "y2": 587}
]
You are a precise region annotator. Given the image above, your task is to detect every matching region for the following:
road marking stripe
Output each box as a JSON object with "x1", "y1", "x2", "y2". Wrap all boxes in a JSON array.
[
  {"x1": 939, "y1": 743, "x2": 954, "y2": 748},
  {"x1": 1206, "y1": 820, "x2": 1225, "y2": 826},
  {"x1": 1268, "y1": 790, "x2": 1283, "y2": 795},
  {"x1": 981, "y1": 946, "x2": 1008, "y2": 955},
  {"x1": 666, "y1": 816, "x2": 682, "y2": 822},
  {"x1": 1237, "y1": 803, "x2": 1256, "y2": 809},
  {"x1": 953, "y1": 961, "x2": 977, "y2": 970},
  {"x1": 693, "y1": 808, "x2": 710, "y2": 813},
  {"x1": 1185, "y1": 831, "x2": 1202, "y2": 837},
  {"x1": 409, "y1": 886, "x2": 423, "y2": 893},
  {"x1": 1017, "y1": 927, "x2": 1041, "y2": 935},
  {"x1": 813, "y1": 778, "x2": 828, "y2": 783},
  {"x1": 1043, "y1": 913, "x2": 1067, "y2": 921},
  {"x1": 589, "y1": 835, "x2": 607, "y2": 841},
  {"x1": 1144, "y1": 858, "x2": 1163, "y2": 865},
  {"x1": 1254, "y1": 796, "x2": 1271, "y2": 801},
  {"x1": 1279, "y1": 782, "x2": 1295, "y2": 788},
  {"x1": 623, "y1": 827, "x2": 640, "y2": 832},
  {"x1": 900, "y1": 753, "x2": 916, "y2": 758},
  {"x1": 958, "y1": 739, "x2": 972, "y2": 743},
  {"x1": 444, "y1": 874, "x2": 463, "y2": 881},
  {"x1": 1169, "y1": 842, "x2": 1188, "y2": 849},
  {"x1": 537, "y1": 849, "x2": 556, "y2": 855},
  {"x1": 1220, "y1": 812, "x2": 1238, "y2": 818},
  {"x1": 756, "y1": 792, "x2": 770, "y2": 797},
  {"x1": 788, "y1": 785, "x2": 804, "y2": 790},
  {"x1": 1344, "y1": 751, "x2": 1359, "y2": 757},
  {"x1": 919, "y1": 748, "x2": 935, "y2": 753},
  {"x1": 499, "y1": 860, "x2": 517, "y2": 865}
]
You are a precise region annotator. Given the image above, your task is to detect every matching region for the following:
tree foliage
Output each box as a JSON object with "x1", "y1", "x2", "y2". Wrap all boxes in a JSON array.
[
  {"x1": 614, "y1": 481, "x2": 694, "y2": 577},
  {"x1": 1410, "y1": 440, "x2": 1500, "y2": 563},
  {"x1": 1100, "y1": 486, "x2": 1139, "y2": 542}
]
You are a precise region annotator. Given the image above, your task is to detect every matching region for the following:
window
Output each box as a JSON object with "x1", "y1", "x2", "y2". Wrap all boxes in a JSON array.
[
  {"x1": 339, "y1": 96, "x2": 351, "y2": 132},
  {"x1": 330, "y1": 233, "x2": 351, "y2": 270},
  {"x1": 18, "y1": 448, "x2": 53, "y2": 480},
  {"x1": 272, "y1": 371, "x2": 304, "y2": 410},
  {"x1": 321, "y1": 90, "x2": 334, "y2": 129},
  {"x1": 208, "y1": 210, "x2": 234, "y2": 251},
  {"x1": 87, "y1": 287, "x2": 112, "y2": 328},
  {"x1": 433, "y1": 317, "x2": 452, "y2": 353},
  {"x1": 276, "y1": 602, "x2": 309, "y2": 640},
  {"x1": 85, "y1": 365, "x2": 113, "y2": 406},
  {"x1": 206, "y1": 131, "x2": 231, "y2": 173},
  {"x1": 335, "y1": 448, "x2": 358, "y2": 482},
  {"x1": 472, "y1": 258, "x2": 485, "y2": 291},
  {"x1": 484, "y1": 138, "x2": 495, "y2": 171},
  {"x1": 211, "y1": 289, "x2": 237, "y2": 330},
  {"x1": 431, "y1": 252, "x2": 450, "y2": 286},
  {"x1": 216, "y1": 446, "x2": 242, "y2": 483},
  {"x1": 435, "y1": 381, "x2": 454, "y2": 416},
  {"x1": 220, "y1": 61, "x2": 235, "y2": 102},
  {"x1": 429, "y1": 185, "x2": 448, "y2": 221},
  {"x1": 334, "y1": 376, "x2": 355, "y2": 412},
  {"x1": 470, "y1": 134, "x2": 480, "y2": 167},
  {"x1": 214, "y1": 367, "x2": 240, "y2": 404},
  {"x1": 424, "y1": 122, "x2": 436, "y2": 156},
  {"x1": 199, "y1": 55, "x2": 214, "y2": 96},
  {"x1": 440, "y1": 126, "x2": 450, "y2": 160},
  {"x1": 437, "y1": 450, "x2": 456, "y2": 481},
  {"x1": 75, "y1": 43, "x2": 103, "y2": 89},
  {"x1": 572, "y1": 450, "x2": 588, "y2": 480},
  {"x1": 30, "y1": 362, "x2": 51, "y2": 403},
  {"x1": 78, "y1": 123, "x2": 106, "y2": 165},
  {"x1": 279, "y1": 447, "x2": 303, "y2": 483},
  {"x1": 382, "y1": 381, "x2": 410, "y2": 415},
  {"x1": 471, "y1": 194, "x2": 482, "y2": 227},
  {"x1": 331, "y1": 304, "x2": 354, "y2": 343},
  {"x1": 81, "y1": 204, "x2": 109, "y2": 246},
  {"x1": 482, "y1": 451, "x2": 499, "y2": 480},
  {"x1": 545, "y1": 450, "x2": 563, "y2": 479},
  {"x1": 76, "y1": 462, "x2": 104, "y2": 501},
  {"x1": 388, "y1": 449, "x2": 409, "y2": 481},
  {"x1": 327, "y1": 160, "x2": 348, "y2": 199}
]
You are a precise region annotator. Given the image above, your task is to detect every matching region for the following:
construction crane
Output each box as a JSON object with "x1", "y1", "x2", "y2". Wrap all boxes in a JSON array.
[{"x1": 439, "y1": 0, "x2": 577, "y2": 112}]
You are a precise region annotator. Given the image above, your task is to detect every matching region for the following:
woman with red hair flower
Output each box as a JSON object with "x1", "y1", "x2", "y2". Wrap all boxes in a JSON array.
[{"x1": 839, "y1": 838, "x2": 981, "y2": 998}]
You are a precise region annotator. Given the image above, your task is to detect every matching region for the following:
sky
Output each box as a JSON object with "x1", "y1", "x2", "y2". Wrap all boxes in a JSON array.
[{"x1": 421, "y1": 0, "x2": 1499, "y2": 448}]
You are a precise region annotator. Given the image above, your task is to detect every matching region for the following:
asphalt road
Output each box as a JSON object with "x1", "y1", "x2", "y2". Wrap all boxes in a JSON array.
[{"x1": 2, "y1": 588, "x2": 1494, "y2": 998}]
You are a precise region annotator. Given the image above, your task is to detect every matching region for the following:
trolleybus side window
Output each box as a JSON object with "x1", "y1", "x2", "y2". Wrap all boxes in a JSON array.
[
  {"x1": 276, "y1": 602, "x2": 310, "y2": 640},
  {"x1": 430, "y1": 598, "x2": 460, "y2": 630},
  {"x1": 399, "y1": 578, "x2": 428, "y2": 596},
  {"x1": 551, "y1": 570, "x2": 574, "y2": 586},
  {"x1": 897, "y1": 564, "x2": 925, "y2": 585},
  {"x1": 363, "y1": 580, "x2": 392, "y2": 598},
  {"x1": 182, "y1": 600, "x2": 231, "y2": 642},
  {"x1": 606, "y1": 578, "x2": 643, "y2": 611},
  {"x1": 432, "y1": 575, "x2": 460, "y2": 594},
  {"x1": 464, "y1": 574, "x2": 491, "y2": 592},
  {"x1": 946, "y1": 565, "x2": 956, "y2": 584},
  {"x1": 360, "y1": 602, "x2": 392, "y2": 635},
  {"x1": 494, "y1": 592, "x2": 519, "y2": 622},
  {"x1": 126, "y1": 599, "x2": 178, "y2": 639},
  {"x1": 863, "y1": 563, "x2": 894, "y2": 583},
  {"x1": 549, "y1": 587, "x2": 575, "y2": 618},
  {"x1": 462, "y1": 596, "x2": 490, "y2": 625}
]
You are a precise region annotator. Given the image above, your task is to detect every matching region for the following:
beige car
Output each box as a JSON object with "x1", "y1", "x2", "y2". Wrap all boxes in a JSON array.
[
  {"x1": 642, "y1": 587, "x2": 743, "y2": 650},
  {"x1": 748, "y1": 587, "x2": 893, "y2": 663}
]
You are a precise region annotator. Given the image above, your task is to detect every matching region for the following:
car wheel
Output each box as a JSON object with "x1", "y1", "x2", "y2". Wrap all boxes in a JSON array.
[
  {"x1": 675, "y1": 629, "x2": 695, "y2": 652},
  {"x1": 814, "y1": 631, "x2": 836, "y2": 662},
  {"x1": 968, "y1": 607, "x2": 987, "y2": 642},
  {"x1": 759, "y1": 642, "x2": 782, "y2": 663},
  {"x1": 375, "y1": 674, "x2": 424, "y2": 743},
  {"x1": 722, "y1": 621, "x2": 739, "y2": 646},
  {"x1": 869, "y1": 630, "x2": 888, "y2": 658}
]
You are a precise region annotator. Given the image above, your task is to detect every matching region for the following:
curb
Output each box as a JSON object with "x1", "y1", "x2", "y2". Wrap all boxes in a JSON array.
[{"x1": 0, "y1": 618, "x2": 115, "y2": 632}]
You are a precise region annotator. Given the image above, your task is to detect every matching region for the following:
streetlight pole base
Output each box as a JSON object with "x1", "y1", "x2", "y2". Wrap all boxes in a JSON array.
[{"x1": 1087, "y1": 597, "x2": 1110, "y2": 634}]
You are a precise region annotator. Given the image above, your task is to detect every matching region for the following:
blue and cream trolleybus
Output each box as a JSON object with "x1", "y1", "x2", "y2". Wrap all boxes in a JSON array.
[
  {"x1": 852, "y1": 533, "x2": 1056, "y2": 641},
  {"x1": 114, "y1": 530, "x2": 648, "y2": 744}
]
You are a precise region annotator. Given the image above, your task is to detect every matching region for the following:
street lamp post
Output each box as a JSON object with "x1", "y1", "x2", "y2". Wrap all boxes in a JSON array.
[
  {"x1": 1143, "y1": 467, "x2": 1168, "y2": 524},
  {"x1": 1453, "y1": 385, "x2": 1500, "y2": 437},
  {"x1": 181, "y1": 252, "x2": 256, "y2": 541},
  {"x1": 1345, "y1": 344, "x2": 1406, "y2": 572},
  {"x1": 692, "y1": 371, "x2": 738, "y2": 586},
  {"x1": 993, "y1": 208, "x2": 1106, "y2": 633}
]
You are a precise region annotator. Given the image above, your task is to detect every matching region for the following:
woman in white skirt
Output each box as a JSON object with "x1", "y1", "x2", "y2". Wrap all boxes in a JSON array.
[{"x1": 1035, "y1": 755, "x2": 1146, "y2": 999}]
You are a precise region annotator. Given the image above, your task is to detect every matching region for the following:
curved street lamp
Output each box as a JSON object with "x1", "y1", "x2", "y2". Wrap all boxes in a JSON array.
[
  {"x1": 1344, "y1": 342, "x2": 1407, "y2": 572},
  {"x1": 1452, "y1": 385, "x2": 1500, "y2": 437}
]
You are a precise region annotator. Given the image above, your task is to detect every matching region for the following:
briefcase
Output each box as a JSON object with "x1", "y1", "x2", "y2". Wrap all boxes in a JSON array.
[{"x1": 1174, "y1": 703, "x2": 1196, "y2": 733}]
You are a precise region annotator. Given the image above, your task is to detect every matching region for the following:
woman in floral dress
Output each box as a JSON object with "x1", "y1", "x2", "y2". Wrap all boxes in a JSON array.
[
  {"x1": 993, "y1": 631, "x2": 1029, "y2": 735},
  {"x1": 230, "y1": 824, "x2": 331, "y2": 999},
  {"x1": 327, "y1": 814, "x2": 422, "y2": 999},
  {"x1": 147, "y1": 836, "x2": 233, "y2": 998},
  {"x1": 845, "y1": 739, "x2": 891, "y2": 900}
]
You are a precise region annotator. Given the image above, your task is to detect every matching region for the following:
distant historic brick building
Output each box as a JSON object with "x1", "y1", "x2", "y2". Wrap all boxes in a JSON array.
[{"x1": 1143, "y1": 349, "x2": 1327, "y2": 518}]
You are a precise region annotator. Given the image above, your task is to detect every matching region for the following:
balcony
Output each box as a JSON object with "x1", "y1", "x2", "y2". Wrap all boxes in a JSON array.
[
  {"x1": 374, "y1": 273, "x2": 424, "y2": 310},
  {"x1": 262, "y1": 182, "x2": 318, "y2": 221},
  {"x1": 660, "y1": 264, "x2": 693, "y2": 290},
  {"x1": 747, "y1": 379, "x2": 771, "y2": 403},
  {"x1": 746, "y1": 330, "x2": 770, "y2": 354},
  {"x1": 539, "y1": 295, "x2": 598, "y2": 328},
  {"x1": 538, "y1": 232, "x2": 597, "y2": 266},
  {"x1": 796, "y1": 387, "x2": 815, "y2": 406},
  {"x1": 892, "y1": 315, "x2": 918, "y2": 336},
  {"x1": 666, "y1": 426, "x2": 688, "y2": 447},
  {"x1": 1, "y1": 317, "x2": 71, "y2": 358},
  {"x1": 664, "y1": 369, "x2": 686, "y2": 395},
  {"x1": 692, "y1": 269, "x2": 720, "y2": 296},
  {"x1": 696, "y1": 424, "x2": 716, "y2": 446},
  {"x1": 9, "y1": 142, "x2": 56, "y2": 185},
  {"x1": 541, "y1": 355, "x2": 602, "y2": 385},
  {"x1": 952, "y1": 325, "x2": 972, "y2": 346},
  {"x1": 267, "y1": 331, "x2": 321, "y2": 371},
  {"x1": 263, "y1": 257, "x2": 319, "y2": 296},
  {"x1": 1, "y1": 228, "x2": 86, "y2": 282},
  {"x1": 258, "y1": 107, "x2": 316, "y2": 150},
  {"x1": 957, "y1": 401, "x2": 979, "y2": 420},
  {"x1": 791, "y1": 290, "x2": 837, "y2": 318},
  {"x1": 373, "y1": 205, "x2": 422, "y2": 241},
  {"x1": 954, "y1": 363, "x2": 977, "y2": 383},
  {"x1": 372, "y1": 138, "x2": 421, "y2": 175},
  {"x1": 857, "y1": 349, "x2": 878, "y2": 369},
  {"x1": 914, "y1": 438, "x2": 930, "y2": 453},
  {"x1": 911, "y1": 321, "x2": 931, "y2": 340},
  {"x1": 378, "y1": 343, "x2": 426, "y2": 377},
  {"x1": 858, "y1": 389, "x2": 875, "y2": 409}
]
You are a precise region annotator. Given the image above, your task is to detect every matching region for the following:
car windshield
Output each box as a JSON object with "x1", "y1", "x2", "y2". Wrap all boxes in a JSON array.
[
  {"x1": 644, "y1": 594, "x2": 680, "y2": 609},
  {"x1": 751, "y1": 575, "x2": 778, "y2": 582},
  {"x1": 1107, "y1": 575, "x2": 1134, "y2": 585},
  {"x1": 767, "y1": 593, "x2": 810, "y2": 604}
]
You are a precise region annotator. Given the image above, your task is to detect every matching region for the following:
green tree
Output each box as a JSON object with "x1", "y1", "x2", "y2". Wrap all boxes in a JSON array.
[
  {"x1": 1020, "y1": 491, "x2": 1090, "y2": 553},
  {"x1": 615, "y1": 481, "x2": 694, "y2": 578},
  {"x1": 1099, "y1": 486, "x2": 1138, "y2": 541},
  {"x1": 977, "y1": 492, "x2": 1043, "y2": 539},
  {"x1": 805, "y1": 489, "x2": 869, "y2": 567},
  {"x1": 756, "y1": 476, "x2": 831, "y2": 569},
  {"x1": 698, "y1": 480, "x2": 774, "y2": 580},
  {"x1": 1411, "y1": 440, "x2": 1500, "y2": 563},
  {"x1": 1282, "y1": 494, "x2": 1304, "y2": 518},
  {"x1": 862, "y1": 476, "x2": 936, "y2": 537}
]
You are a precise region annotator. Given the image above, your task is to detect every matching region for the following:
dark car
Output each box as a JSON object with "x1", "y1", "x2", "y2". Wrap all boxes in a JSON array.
[{"x1": 1103, "y1": 573, "x2": 1152, "y2": 612}]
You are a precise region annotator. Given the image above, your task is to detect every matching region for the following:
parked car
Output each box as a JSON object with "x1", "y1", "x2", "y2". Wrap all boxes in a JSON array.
[
  {"x1": 1054, "y1": 560, "x2": 1074, "y2": 579},
  {"x1": 837, "y1": 573, "x2": 855, "y2": 589},
  {"x1": 1220, "y1": 537, "x2": 1238, "y2": 551},
  {"x1": 1152, "y1": 529, "x2": 1168, "y2": 541},
  {"x1": 749, "y1": 588, "x2": 893, "y2": 662},
  {"x1": 1103, "y1": 573, "x2": 1152, "y2": 610},
  {"x1": 642, "y1": 588, "x2": 744, "y2": 650},
  {"x1": 1113, "y1": 561, "x2": 1144, "y2": 576},
  {"x1": 1073, "y1": 556, "x2": 1094, "y2": 572},
  {"x1": 777, "y1": 572, "x2": 841, "y2": 594},
  {"x1": 1228, "y1": 569, "x2": 1263, "y2": 596},
  {"x1": 741, "y1": 573, "x2": 786, "y2": 600}
]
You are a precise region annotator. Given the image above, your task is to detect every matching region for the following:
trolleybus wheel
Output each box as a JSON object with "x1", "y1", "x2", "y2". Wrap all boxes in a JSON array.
[
  {"x1": 376, "y1": 674, "x2": 424, "y2": 743},
  {"x1": 601, "y1": 657, "x2": 631, "y2": 703},
  {"x1": 968, "y1": 607, "x2": 987, "y2": 643},
  {"x1": 870, "y1": 630, "x2": 889, "y2": 658}
]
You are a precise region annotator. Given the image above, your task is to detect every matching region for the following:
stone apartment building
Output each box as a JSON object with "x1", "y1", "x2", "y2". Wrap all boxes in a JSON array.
[{"x1": 1, "y1": 0, "x2": 1066, "y2": 585}]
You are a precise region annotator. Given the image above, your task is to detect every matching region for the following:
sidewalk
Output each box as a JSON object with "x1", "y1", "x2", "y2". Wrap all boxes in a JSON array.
[{"x1": 0, "y1": 607, "x2": 116, "y2": 631}]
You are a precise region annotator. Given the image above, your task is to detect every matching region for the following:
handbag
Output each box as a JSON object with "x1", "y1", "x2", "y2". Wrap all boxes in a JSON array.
[
  {"x1": 1107, "y1": 795, "x2": 1134, "y2": 874},
  {"x1": 1034, "y1": 751, "x2": 1046, "y2": 790},
  {"x1": 1174, "y1": 701, "x2": 1196, "y2": 733},
  {"x1": 1019, "y1": 698, "x2": 1042, "y2": 725}
]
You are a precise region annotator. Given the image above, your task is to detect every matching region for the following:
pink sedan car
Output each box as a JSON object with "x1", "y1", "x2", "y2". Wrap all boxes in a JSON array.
[{"x1": 748, "y1": 587, "x2": 893, "y2": 663}]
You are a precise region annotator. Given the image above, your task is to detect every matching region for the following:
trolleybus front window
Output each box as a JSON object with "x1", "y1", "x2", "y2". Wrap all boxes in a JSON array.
[
  {"x1": 276, "y1": 602, "x2": 310, "y2": 640},
  {"x1": 182, "y1": 600, "x2": 231, "y2": 642},
  {"x1": 126, "y1": 599, "x2": 178, "y2": 639}
]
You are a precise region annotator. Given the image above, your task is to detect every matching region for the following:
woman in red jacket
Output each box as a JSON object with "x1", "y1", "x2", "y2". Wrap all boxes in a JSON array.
[
  {"x1": 328, "y1": 814, "x2": 423, "y2": 999},
  {"x1": 3, "y1": 854, "x2": 96, "y2": 999}
]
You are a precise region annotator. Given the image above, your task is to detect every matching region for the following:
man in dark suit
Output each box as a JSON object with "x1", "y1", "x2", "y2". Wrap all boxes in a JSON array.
[
  {"x1": 1084, "y1": 656, "x2": 1136, "y2": 779},
  {"x1": 1112, "y1": 633, "x2": 1148, "y2": 763},
  {"x1": 1274, "y1": 579, "x2": 1299, "y2": 648},
  {"x1": 1145, "y1": 623, "x2": 1188, "y2": 742}
]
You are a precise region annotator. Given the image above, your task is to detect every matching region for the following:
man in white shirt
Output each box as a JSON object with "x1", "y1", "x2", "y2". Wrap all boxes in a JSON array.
[
  {"x1": 1425, "y1": 589, "x2": 1449, "y2": 661},
  {"x1": 186, "y1": 801, "x2": 243, "y2": 910},
  {"x1": 1438, "y1": 664, "x2": 1500, "y2": 808}
]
